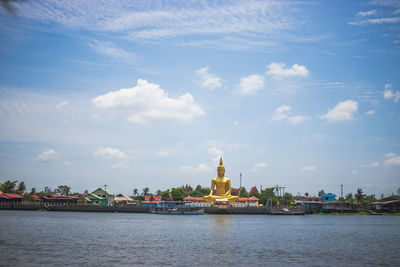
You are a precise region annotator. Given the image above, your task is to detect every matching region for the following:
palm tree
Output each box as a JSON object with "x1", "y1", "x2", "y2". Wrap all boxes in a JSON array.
[
  {"x1": 17, "y1": 181, "x2": 26, "y2": 194},
  {"x1": 133, "y1": 188, "x2": 138, "y2": 197},
  {"x1": 142, "y1": 187, "x2": 150, "y2": 200},
  {"x1": 355, "y1": 188, "x2": 365, "y2": 203}
]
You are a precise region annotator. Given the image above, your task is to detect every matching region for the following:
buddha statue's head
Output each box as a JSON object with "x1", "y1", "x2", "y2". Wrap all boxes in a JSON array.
[{"x1": 217, "y1": 157, "x2": 225, "y2": 178}]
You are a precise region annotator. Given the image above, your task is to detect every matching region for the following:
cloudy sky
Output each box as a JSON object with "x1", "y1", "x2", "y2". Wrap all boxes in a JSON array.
[{"x1": 0, "y1": 0, "x2": 399, "y2": 196}]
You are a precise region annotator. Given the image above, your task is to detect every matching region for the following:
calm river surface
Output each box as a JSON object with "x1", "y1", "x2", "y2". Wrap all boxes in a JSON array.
[{"x1": 0, "y1": 210, "x2": 399, "y2": 266}]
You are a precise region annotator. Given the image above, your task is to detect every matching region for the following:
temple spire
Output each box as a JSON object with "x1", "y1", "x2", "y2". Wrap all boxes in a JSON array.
[{"x1": 219, "y1": 157, "x2": 223, "y2": 166}]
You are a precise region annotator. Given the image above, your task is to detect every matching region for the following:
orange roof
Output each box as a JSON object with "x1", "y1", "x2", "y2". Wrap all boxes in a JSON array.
[
  {"x1": 194, "y1": 197, "x2": 204, "y2": 202},
  {"x1": 249, "y1": 196, "x2": 259, "y2": 201},
  {"x1": 184, "y1": 195, "x2": 194, "y2": 200},
  {"x1": 145, "y1": 195, "x2": 162, "y2": 201},
  {"x1": 238, "y1": 198, "x2": 248, "y2": 202}
]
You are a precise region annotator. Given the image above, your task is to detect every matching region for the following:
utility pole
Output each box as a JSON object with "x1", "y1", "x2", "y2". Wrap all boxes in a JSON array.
[
  {"x1": 104, "y1": 184, "x2": 108, "y2": 206},
  {"x1": 340, "y1": 184, "x2": 343, "y2": 199}
]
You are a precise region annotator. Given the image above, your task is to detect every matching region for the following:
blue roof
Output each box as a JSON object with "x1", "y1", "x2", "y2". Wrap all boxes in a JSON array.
[{"x1": 322, "y1": 194, "x2": 336, "y2": 197}]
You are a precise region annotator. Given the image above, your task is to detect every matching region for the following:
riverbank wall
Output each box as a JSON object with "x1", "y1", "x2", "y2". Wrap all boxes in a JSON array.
[{"x1": 0, "y1": 204, "x2": 305, "y2": 215}]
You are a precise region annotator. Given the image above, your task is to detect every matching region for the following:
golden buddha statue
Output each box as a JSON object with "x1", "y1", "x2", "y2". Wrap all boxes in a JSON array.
[{"x1": 204, "y1": 157, "x2": 239, "y2": 203}]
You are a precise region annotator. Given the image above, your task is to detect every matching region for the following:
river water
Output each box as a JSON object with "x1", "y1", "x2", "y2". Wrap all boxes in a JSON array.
[{"x1": 0, "y1": 210, "x2": 399, "y2": 266}]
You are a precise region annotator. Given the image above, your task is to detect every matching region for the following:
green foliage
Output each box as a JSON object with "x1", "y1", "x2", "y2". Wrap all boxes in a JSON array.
[
  {"x1": 239, "y1": 187, "x2": 248, "y2": 197},
  {"x1": 283, "y1": 192, "x2": 294, "y2": 205},
  {"x1": 258, "y1": 187, "x2": 276, "y2": 205},
  {"x1": 17, "y1": 181, "x2": 26, "y2": 194},
  {"x1": 171, "y1": 186, "x2": 186, "y2": 201},
  {"x1": 30, "y1": 187, "x2": 37, "y2": 194},
  {"x1": 355, "y1": 188, "x2": 365, "y2": 203},
  {"x1": 0, "y1": 180, "x2": 18, "y2": 193},
  {"x1": 57, "y1": 185, "x2": 71, "y2": 195}
]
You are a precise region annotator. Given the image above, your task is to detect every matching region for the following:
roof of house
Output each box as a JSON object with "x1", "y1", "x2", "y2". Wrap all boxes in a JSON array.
[
  {"x1": 248, "y1": 196, "x2": 259, "y2": 201},
  {"x1": 31, "y1": 195, "x2": 40, "y2": 201},
  {"x1": 145, "y1": 195, "x2": 162, "y2": 201},
  {"x1": 92, "y1": 188, "x2": 115, "y2": 196},
  {"x1": 184, "y1": 195, "x2": 194, "y2": 200},
  {"x1": 372, "y1": 200, "x2": 400, "y2": 205},
  {"x1": 87, "y1": 193, "x2": 104, "y2": 200},
  {"x1": 249, "y1": 186, "x2": 259, "y2": 196},
  {"x1": 238, "y1": 198, "x2": 248, "y2": 202},
  {"x1": 114, "y1": 194, "x2": 133, "y2": 202},
  {"x1": 2, "y1": 193, "x2": 23, "y2": 199},
  {"x1": 322, "y1": 194, "x2": 336, "y2": 198},
  {"x1": 194, "y1": 197, "x2": 204, "y2": 202}
]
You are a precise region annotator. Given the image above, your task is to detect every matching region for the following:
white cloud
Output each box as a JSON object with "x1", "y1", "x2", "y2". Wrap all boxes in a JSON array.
[
  {"x1": 349, "y1": 16, "x2": 400, "y2": 26},
  {"x1": 357, "y1": 10, "x2": 377, "y2": 17},
  {"x1": 94, "y1": 147, "x2": 126, "y2": 159},
  {"x1": 384, "y1": 152, "x2": 396, "y2": 158},
  {"x1": 92, "y1": 79, "x2": 205, "y2": 124},
  {"x1": 287, "y1": 115, "x2": 309, "y2": 125},
  {"x1": 233, "y1": 120, "x2": 240, "y2": 127},
  {"x1": 266, "y1": 62, "x2": 310, "y2": 79},
  {"x1": 352, "y1": 169, "x2": 358, "y2": 174},
  {"x1": 301, "y1": 165, "x2": 317, "y2": 171},
  {"x1": 365, "y1": 110, "x2": 375, "y2": 115},
  {"x1": 195, "y1": 66, "x2": 222, "y2": 90},
  {"x1": 14, "y1": 1, "x2": 305, "y2": 51},
  {"x1": 319, "y1": 100, "x2": 358, "y2": 122},
  {"x1": 34, "y1": 149, "x2": 58, "y2": 162},
  {"x1": 383, "y1": 153, "x2": 400, "y2": 166},
  {"x1": 208, "y1": 147, "x2": 223, "y2": 166},
  {"x1": 250, "y1": 162, "x2": 268, "y2": 173},
  {"x1": 56, "y1": 101, "x2": 68, "y2": 108},
  {"x1": 383, "y1": 83, "x2": 400, "y2": 102},
  {"x1": 108, "y1": 161, "x2": 129, "y2": 170},
  {"x1": 238, "y1": 74, "x2": 265, "y2": 95},
  {"x1": 362, "y1": 161, "x2": 381, "y2": 168},
  {"x1": 270, "y1": 105, "x2": 291, "y2": 121},
  {"x1": 89, "y1": 40, "x2": 137, "y2": 63},
  {"x1": 179, "y1": 163, "x2": 212, "y2": 173}
]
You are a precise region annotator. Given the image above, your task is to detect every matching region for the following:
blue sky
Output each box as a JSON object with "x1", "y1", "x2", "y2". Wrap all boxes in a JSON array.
[{"x1": 0, "y1": 0, "x2": 399, "y2": 196}]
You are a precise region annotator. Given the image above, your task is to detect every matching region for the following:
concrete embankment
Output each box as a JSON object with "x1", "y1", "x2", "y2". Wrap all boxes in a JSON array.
[
  {"x1": 0, "y1": 204, "x2": 149, "y2": 213},
  {"x1": 0, "y1": 204, "x2": 305, "y2": 215}
]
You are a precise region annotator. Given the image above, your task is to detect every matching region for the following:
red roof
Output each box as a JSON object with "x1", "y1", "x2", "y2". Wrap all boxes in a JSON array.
[
  {"x1": 194, "y1": 197, "x2": 204, "y2": 202},
  {"x1": 238, "y1": 198, "x2": 248, "y2": 202},
  {"x1": 50, "y1": 194, "x2": 65, "y2": 198},
  {"x1": 2, "y1": 193, "x2": 23, "y2": 199},
  {"x1": 249, "y1": 186, "x2": 259, "y2": 196},
  {"x1": 249, "y1": 196, "x2": 259, "y2": 201},
  {"x1": 145, "y1": 195, "x2": 162, "y2": 201},
  {"x1": 184, "y1": 195, "x2": 194, "y2": 200},
  {"x1": 31, "y1": 195, "x2": 40, "y2": 201}
]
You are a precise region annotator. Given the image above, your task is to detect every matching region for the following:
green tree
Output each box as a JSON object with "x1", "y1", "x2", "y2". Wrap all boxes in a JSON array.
[
  {"x1": 345, "y1": 193, "x2": 353, "y2": 201},
  {"x1": 17, "y1": 181, "x2": 26, "y2": 194},
  {"x1": 283, "y1": 192, "x2": 294, "y2": 206},
  {"x1": 57, "y1": 185, "x2": 71, "y2": 195},
  {"x1": 142, "y1": 187, "x2": 150, "y2": 199},
  {"x1": 161, "y1": 189, "x2": 171, "y2": 200},
  {"x1": 0, "y1": 180, "x2": 18, "y2": 193},
  {"x1": 133, "y1": 188, "x2": 138, "y2": 197},
  {"x1": 258, "y1": 187, "x2": 276, "y2": 206},
  {"x1": 30, "y1": 187, "x2": 37, "y2": 194},
  {"x1": 239, "y1": 187, "x2": 248, "y2": 197},
  {"x1": 355, "y1": 188, "x2": 365, "y2": 203},
  {"x1": 171, "y1": 187, "x2": 186, "y2": 201}
]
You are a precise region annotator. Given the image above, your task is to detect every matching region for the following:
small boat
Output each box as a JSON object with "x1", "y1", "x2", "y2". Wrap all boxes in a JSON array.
[{"x1": 150, "y1": 201, "x2": 204, "y2": 215}]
